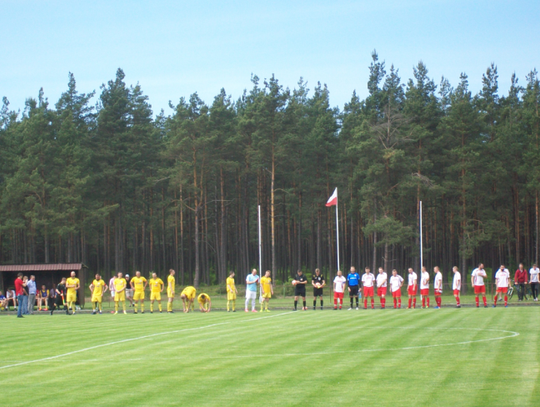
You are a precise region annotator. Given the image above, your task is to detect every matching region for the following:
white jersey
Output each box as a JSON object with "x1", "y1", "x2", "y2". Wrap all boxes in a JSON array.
[
  {"x1": 408, "y1": 272, "x2": 417, "y2": 287},
  {"x1": 333, "y1": 276, "x2": 346, "y2": 293},
  {"x1": 471, "y1": 268, "x2": 486, "y2": 286},
  {"x1": 420, "y1": 271, "x2": 430, "y2": 290},
  {"x1": 530, "y1": 267, "x2": 540, "y2": 283},
  {"x1": 452, "y1": 271, "x2": 461, "y2": 290},
  {"x1": 376, "y1": 272, "x2": 388, "y2": 288},
  {"x1": 389, "y1": 275, "x2": 404, "y2": 292},
  {"x1": 362, "y1": 273, "x2": 375, "y2": 287},
  {"x1": 434, "y1": 272, "x2": 443, "y2": 291},
  {"x1": 495, "y1": 269, "x2": 510, "y2": 288},
  {"x1": 109, "y1": 277, "x2": 116, "y2": 293}
]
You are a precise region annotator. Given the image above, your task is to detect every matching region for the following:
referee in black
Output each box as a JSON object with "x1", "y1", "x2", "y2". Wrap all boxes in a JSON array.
[
  {"x1": 293, "y1": 270, "x2": 308, "y2": 311},
  {"x1": 312, "y1": 268, "x2": 326, "y2": 310}
]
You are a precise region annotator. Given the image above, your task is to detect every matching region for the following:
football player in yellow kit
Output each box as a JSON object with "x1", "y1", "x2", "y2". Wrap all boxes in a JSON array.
[
  {"x1": 149, "y1": 272, "x2": 164, "y2": 313},
  {"x1": 130, "y1": 271, "x2": 148, "y2": 314},
  {"x1": 197, "y1": 293, "x2": 211, "y2": 312},
  {"x1": 65, "y1": 271, "x2": 80, "y2": 315},
  {"x1": 226, "y1": 272, "x2": 237, "y2": 312},
  {"x1": 167, "y1": 269, "x2": 175, "y2": 313},
  {"x1": 114, "y1": 272, "x2": 127, "y2": 314},
  {"x1": 260, "y1": 270, "x2": 273, "y2": 312},
  {"x1": 90, "y1": 274, "x2": 107, "y2": 314},
  {"x1": 181, "y1": 286, "x2": 196, "y2": 313}
]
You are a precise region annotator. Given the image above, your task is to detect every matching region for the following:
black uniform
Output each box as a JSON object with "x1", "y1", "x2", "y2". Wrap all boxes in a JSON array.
[
  {"x1": 312, "y1": 274, "x2": 325, "y2": 297},
  {"x1": 294, "y1": 274, "x2": 307, "y2": 297},
  {"x1": 53, "y1": 283, "x2": 68, "y2": 314}
]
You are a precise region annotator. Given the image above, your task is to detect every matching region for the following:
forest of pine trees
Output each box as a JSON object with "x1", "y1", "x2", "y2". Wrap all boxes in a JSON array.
[{"x1": 1, "y1": 52, "x2": 539, "y2": 287}]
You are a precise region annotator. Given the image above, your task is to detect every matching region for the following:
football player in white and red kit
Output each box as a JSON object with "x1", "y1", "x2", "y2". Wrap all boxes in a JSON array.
[
  {"x1": 452, "y1": 266, "x2": 461, "y2": 308},
  {"x1": 333, "y1": 270, "x2": 346, "y2": 310},
  {"x1": 471, "y1": 263, "x2": 488, "y2": 308},
  {"x1": 376, "y1": 267, "x2": 388, "y2": 309},
  {"x1": 493, "y1": 265, "x2": 511, "y2": 307},
  {"x1": 433, "y1": 266, "x2": 443, "y2": 309},
  {"x1": 389, "y1": 269, "x2": 404, "y2": 309},
  {"x1": 420, "y1": 267, "x2": 430, "y2": 308},
  {"x1": 362, "y1": 267, "x2": 375, "y2": 309},
  {"x1": 407, "y1": 268, "x2": 417, "y2": 309}
]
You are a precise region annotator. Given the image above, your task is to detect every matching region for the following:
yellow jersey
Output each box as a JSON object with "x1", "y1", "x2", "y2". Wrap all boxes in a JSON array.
[
  {"x1": 131, "y1": 276, "x2": 147, "y2": 293},
  {"x1": 261, "y1": 276, "x2": 272, "y2": 294},
  {"x1": 181, "y1": 286, "x2": 196, "y2": 299},
  {"x1": 167, "y1": 275, "x2": 175, "y2": 291},
  {"x1": 114, "y1": 278, "x2": 127, "y2": 292},
  {"x1": 198, "y1": 293, "x2": 210, "y2": 304},
  {"x1": 149, "y1": 278, "x2": 164, "y2": 293},
  {"x1": 91, "y1": 279, "x2": 106, "y2": 296},
  {"x1": 66, "y1": 277, "x2": 80, "y2": 294},
  {"x1": 226, "y1": 277, "x2": 235, "y2": 293}
]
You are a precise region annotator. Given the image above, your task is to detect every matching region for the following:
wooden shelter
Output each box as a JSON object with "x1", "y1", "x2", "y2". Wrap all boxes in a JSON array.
[{"x1": 0, "y1": 263, "x2": 87, "y2": 307}]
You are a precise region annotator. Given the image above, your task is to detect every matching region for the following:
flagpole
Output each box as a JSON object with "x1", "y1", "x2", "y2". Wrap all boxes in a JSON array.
[
  {"x1": 336, "y1": 189, "x2": 340, "y2": 272},
  {"x1": 258, "y1": 205, "x2": 263, "y2": 301},
  {"x1": 419, "y1": 200, "x2": 423, "y2": 271}
]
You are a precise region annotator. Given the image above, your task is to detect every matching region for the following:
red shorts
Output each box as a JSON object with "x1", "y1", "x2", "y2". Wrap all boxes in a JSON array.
[
  {"x1": 496, "y1": 287, "x2": 508, "y2": 294},
  {"x1": 474, "y1": 285, "x2": 486, "y2": 294},
  {"x1": 434, "y1": 289, "x2": 442, "y2": 295},
  {"x1": 377, "y1": 287, "x2": 387, "y2": 297},
  {"x1": 407, "y1": 286, "x2": 417, "y2": 296},
  {"x1": 392, "y1": 290, "x2": 401, "y2": 298},
  {"x1": 363, "y1": 286, "x2": 374, "y2": 297},
  {"x1": 453, "y1": 289, "x2": 460, "y2": 296},
  {"x1": 420, "y1": 289, "x2": 429, "y2": 296},
  {"x1": 333, "y1": 292, "x2": 344, "y2": 300}
]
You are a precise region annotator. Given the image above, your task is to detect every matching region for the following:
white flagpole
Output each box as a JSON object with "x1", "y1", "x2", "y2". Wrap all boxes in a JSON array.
[
  {"x1": 419, "y1": 200, "x2": 423, "y2": 271},
  {"x1": 336, "y1": 189, "x2": 340, "y2": 272},
  {"x1": 258, "y1": 205, "x2": 263, "y2": 302}
]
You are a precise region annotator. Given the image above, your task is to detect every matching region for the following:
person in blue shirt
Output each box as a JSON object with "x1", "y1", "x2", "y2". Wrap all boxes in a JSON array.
[
  {"x1": 347, "y1": 267, "x2": 360, "y2": 310},
  {"x1": 26, "y1": 275, "x2": 37, "y2": 314},
  {"x1": 245, "y1": 269, "x2": 260, "y2": 312}
]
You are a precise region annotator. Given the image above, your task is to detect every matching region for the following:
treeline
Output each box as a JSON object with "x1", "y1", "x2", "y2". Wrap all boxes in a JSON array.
[{"x1": 1, "y1": 52, "x2": 539, "y2": 287}]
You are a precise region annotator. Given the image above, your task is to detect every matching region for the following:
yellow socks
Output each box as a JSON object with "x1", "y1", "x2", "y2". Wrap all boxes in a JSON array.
[
  {"x1": 150, "y1": 304, "x2": 154, "y2": 312},
  {"x1": 158, "y1": 303, "x2": 162, "y2": 312},
  {"x1": 115, "y1": 302, "x2": 118, "y2": 312}
]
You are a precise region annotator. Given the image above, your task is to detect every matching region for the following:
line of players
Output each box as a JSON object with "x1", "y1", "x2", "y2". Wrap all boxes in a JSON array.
[
  {"x1": 290, "y1": 263, "x2": 539, "y2": 310},
  {"x1": 56, "y1": 269, "x2": 211, "y2": 315}
]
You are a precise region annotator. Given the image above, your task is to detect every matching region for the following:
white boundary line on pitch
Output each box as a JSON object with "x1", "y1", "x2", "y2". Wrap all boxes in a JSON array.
[{"x1": 0, "y1": 311, "x2": 296, "y2": 371}]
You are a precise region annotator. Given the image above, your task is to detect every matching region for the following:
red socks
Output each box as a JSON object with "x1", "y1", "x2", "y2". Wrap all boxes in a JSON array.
[
  {"x1": 483, "y1": 297, "x2": 487, "y2": 306},
  {"x1": 408, "y1": 298, "x2": 412, "y2": 308},
  {"x1": 504, "y1": 295, "x2": 508, "y2": 306},
  {"x1": 475, "y1": 297, "x2": 479, "y2": 307},
  {"x1": 426, "y1": 297, "x2": 430, "y2": 307},
  {"x1": 394, "y1": 298, "x2": 397, "y2": 308},
  {"x1": 422, "y1": 298, "x2": 426, "y2": 307},
  {"x1": 364, "y1": 299, "x2": 367, "y2": 309},
  {"x1": 436, "y1": 297, "x2": 441, "y2": 307},
  {"x1": 494, "y1": 296, "x2": 498, "y2": 306},
  {"x1": 413, "y1": 298, "x2": 416, "y2": 308},
  {"x1": 456, "y1": 297, "x2": 460, "y2": 306},
  {"x1": 371, "y1": 298, "x2": 374, "y2": 309},
  {"x1": 398, "y1": 299, "x2": 401, "y2": 308}
]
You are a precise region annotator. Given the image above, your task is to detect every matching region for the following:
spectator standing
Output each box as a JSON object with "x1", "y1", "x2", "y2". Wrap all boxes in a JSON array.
[
  {"x1": 14, "y1": 273, "x2": 27, "y2": 318},
  {"x1": 27, "y1": 275, "x2": 37, "y2": 314},
  {"x1": 21, "y1": 276, "x2": 30, "y2": 315},
  {"x1": 514, "y1": 263, "x2": 528, "y2": 301}
]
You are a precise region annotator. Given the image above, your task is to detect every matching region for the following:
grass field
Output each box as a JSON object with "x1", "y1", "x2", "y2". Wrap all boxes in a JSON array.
[{"x1": 1, "y1": 303, "x2": 539, "y2": 406}]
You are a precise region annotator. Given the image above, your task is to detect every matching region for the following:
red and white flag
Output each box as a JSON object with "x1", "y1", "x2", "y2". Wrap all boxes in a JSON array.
[{"x1": 326, "y1": 188, "x2": 337, "y2": 207}]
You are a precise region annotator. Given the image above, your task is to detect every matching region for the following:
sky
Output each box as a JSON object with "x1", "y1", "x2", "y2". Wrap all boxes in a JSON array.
[{"x1": 1, "y1": 0, "x2": 538, "y2": 115}]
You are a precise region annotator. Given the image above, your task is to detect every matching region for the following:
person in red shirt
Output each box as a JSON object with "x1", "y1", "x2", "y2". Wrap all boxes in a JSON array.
[
  {"x1": 14, "y1": 273, "x2": 27, "y2": 318},
  {"x1": 514, "y1": 263, "x2": 528, "y2": 301}
]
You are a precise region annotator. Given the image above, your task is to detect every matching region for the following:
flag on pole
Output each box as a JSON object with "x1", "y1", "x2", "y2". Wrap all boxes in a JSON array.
[{"x1": 326, "y1": 188, "x2": 338, "y2": 206}]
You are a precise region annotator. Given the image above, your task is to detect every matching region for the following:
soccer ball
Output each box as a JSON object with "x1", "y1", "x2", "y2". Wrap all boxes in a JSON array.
[
  {"x1": 316, "y1": 283, "x2": 322, "y2": 288},
  {"x1": 292, "y1": 280, "x2": 297, "y2": 286}
]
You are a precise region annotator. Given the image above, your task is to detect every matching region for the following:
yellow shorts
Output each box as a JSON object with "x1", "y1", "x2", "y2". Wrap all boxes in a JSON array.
[
  {"x1": 91, "y1": 295, "x2": 102, "y2": 303},
  {"x1": 115, "y1": 292, "x2": 125, "y2": 302},
  {"x1": 227, "y1": 292, "x2": 236, "y2": 300},
  {"x1": 133, "y1": 291, "x2": 145, "y2": 301},
  {"x1": 167, "y1": 290, "x2": 174, "y2": 298},
  {"x1": 262, "y1": 292, "x2": 272, "y2": 299},
  {"x1": 150, "y1": 292, "x2": 161, "y2": 301},
  {"x1": 66, "y1": 293, "x2": 77, "y2": 303}
]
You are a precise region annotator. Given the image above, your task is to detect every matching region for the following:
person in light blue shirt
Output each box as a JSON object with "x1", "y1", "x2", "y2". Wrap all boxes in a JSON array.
[
  {"x1": 245, "y1": 269, "x2": 259, "y2": 312},
  {"x1": 347, "y1": 267, "x2": 360, "y2": 310},
  {"x1": 26, "y1": 275, "x2": 37, "y2": 314}
]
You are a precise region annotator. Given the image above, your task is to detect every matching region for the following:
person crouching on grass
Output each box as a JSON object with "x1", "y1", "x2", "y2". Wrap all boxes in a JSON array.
[
  {"x1": 181, "y1": 286, "x2": 196, "y2": 313},
  {"x1": 198, "y1": 293, "x2": 211, "y2": 312}
]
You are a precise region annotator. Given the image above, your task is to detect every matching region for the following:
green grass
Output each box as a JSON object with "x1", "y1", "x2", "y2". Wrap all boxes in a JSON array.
[{"x1": 1, "y1": 304, "x2": 539, "y2": 406}]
